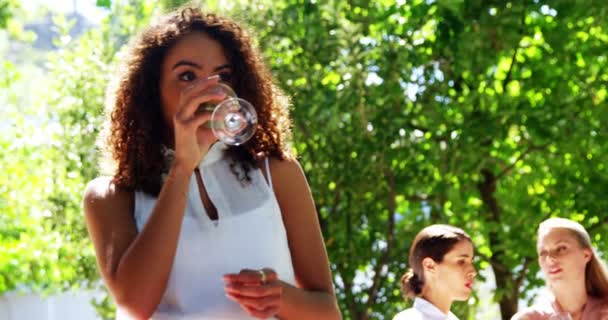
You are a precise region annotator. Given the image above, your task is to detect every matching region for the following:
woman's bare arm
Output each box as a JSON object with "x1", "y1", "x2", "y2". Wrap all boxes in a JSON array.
[
  {"x1": 271, "y1": 158, "x2": 341, "y2": 319},
  {"x1": 83, "y1": 164, "x2": 191, "y2": 319}
]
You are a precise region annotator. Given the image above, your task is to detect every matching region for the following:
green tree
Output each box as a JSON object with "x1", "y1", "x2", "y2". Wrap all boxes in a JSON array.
[
  {"x1": 0, "y1": 0, "x2": 15, "y2": 28},
  {"x1": 239, "y1": 0, "x2": 608, "y2": 319},
  {"x1": 2, "y1": 1, "x2": 607, "y2": 320},
  {"x1": 0, "y1": 0, "x2": 156, "y2": 318}
]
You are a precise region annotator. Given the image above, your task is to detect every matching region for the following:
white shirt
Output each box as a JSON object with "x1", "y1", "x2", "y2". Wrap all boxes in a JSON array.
[
  {"x1": 120, "y1": 142, "x2": 296, "y2": 319},
  {"x1": 393, "y1": 298, "x2": 459, "y2": 320}
]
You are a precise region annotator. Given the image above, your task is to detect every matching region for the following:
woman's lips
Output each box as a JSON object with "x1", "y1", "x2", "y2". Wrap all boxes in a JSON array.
[{"x1": 548, "y1": 267, "x2": 563, "y2": 275}]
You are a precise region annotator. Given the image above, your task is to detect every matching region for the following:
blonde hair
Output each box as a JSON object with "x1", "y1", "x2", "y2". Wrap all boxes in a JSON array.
[{"x1": 538, "y1": 217, "x2": 608, "y2": 298}]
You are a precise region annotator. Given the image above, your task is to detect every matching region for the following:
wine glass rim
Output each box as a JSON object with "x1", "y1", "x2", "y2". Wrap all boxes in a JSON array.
[{"x1": 215, "y1": 82, "x2": 237, "y2": 98}]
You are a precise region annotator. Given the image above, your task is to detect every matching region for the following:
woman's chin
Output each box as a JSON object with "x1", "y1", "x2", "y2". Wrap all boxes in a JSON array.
[{"x1": 455, "y1": 291, "x2": 472, "y2": 301}]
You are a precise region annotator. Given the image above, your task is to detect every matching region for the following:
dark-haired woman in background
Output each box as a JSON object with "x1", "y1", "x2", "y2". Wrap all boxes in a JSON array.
[{"x1": 393, "y1": 224, "x2": 476, "y2": 320}]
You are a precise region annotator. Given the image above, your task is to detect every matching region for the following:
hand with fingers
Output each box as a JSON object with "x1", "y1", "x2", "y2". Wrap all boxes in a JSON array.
[
  {"x1": 223, "y1": 268, "x2": 283, "y2": 319},
  {"x1": 172, "y1": 74, "x2": 226, "y2": 172}
]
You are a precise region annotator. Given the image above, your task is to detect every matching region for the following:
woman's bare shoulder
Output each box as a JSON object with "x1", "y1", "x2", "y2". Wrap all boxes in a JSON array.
[
  {"x1": 83, "y1": 176, "x2": 133, "y2": 218},
  {"x1": 267, "y1": 156, "x2": 304, "y2": 178}
]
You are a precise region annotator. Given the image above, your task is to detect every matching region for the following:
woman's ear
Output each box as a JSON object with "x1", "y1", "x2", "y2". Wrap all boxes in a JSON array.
[
  {"x1": 583, "y1": 248, "x2": 593, "y2": 264},
  {"x1": 422, "y1": 257, "x2": 436, "y2": 274}
]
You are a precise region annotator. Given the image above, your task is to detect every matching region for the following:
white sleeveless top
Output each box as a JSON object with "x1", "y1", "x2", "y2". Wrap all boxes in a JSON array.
[
  {"x1": 392, "y1": 298, "x2": 459, "y2": 320},
  {"x1": 121, "y1": 142, "x2": 296, "y2": 320}
]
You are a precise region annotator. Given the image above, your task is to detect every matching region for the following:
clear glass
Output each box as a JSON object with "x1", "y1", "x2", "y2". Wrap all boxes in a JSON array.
[
  {"x1": 197, "y1": 82, "x2": 257, "y2": 146},
  {"x1": 549, "y1": 313, "x2": 572, "y2": 320}
]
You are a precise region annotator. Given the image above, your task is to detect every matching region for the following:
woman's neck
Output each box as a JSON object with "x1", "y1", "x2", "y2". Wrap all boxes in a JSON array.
[
  {"x1": 553, "y1": 280, "x2": 588, "y2": 318},
  {"x1": 422, "y1": 289, "x2": 452, "y2": 315}
]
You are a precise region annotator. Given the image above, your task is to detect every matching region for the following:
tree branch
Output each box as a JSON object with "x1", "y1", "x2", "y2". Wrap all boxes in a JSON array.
[
  {"x1": 335, "y1": 261, "x2": 359, "y2": 319},
  {"x1": 362, "y1": 167, "x2": 397, "y2": 320},
  {"x1": 316, "y1": 189, "x2": 341, "y2": 238},
  {"x1": 502, "y1": 1, "x2": 528, "y2": 91},
  {"x1": 502, "y1": 46, "x2": 519, "y2": 91},
  {"x1": 476, "y1": 251, "x2": 509, "y2": 274},
  {"x1": 515, "y1": 257, "x2": 533, "y2": 289},
  {"x1": 496, "y1": 142, "x2": 550, "y2": 180},
  {"x1": 405, "y1": 194, "x2": 435, "y2": 202}
]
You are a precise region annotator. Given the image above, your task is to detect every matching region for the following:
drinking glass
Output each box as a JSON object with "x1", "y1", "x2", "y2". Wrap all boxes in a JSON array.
[
  {"x1": 197, "y1": 82, "x2": 257, "y2": 145},
  {"x1": 549, "y1": 312, "x2": 572, "y2": 320}
]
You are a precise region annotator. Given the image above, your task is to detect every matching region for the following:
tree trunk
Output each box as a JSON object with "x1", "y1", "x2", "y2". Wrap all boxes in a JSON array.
[
  {"x1": 492, "y1": 262, "x2": 519, "y2": 320},
  {"x1": 478, "y1": 168, "x2": 519, "y2": 320}
]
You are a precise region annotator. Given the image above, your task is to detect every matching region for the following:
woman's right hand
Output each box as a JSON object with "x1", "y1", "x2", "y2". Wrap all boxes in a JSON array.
[{"x1": 172, "y1": 74, "x2": 225, "y2": 173}]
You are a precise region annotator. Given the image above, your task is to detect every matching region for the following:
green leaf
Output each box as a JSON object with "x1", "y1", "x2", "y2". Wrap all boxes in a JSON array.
[{"x1": 96, "y1": 0, "x2": 111, "y2": 9}]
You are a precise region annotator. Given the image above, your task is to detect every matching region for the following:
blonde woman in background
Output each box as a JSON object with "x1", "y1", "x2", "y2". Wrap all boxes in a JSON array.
[{"x1": 513, "y1": 217, "x2": 608, "y2": 320}]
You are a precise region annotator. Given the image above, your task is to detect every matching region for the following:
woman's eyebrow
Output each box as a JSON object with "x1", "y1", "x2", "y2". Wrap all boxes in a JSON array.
[
  {"x1": 539, "y1": 240, "x2": 570, "y2": 250},
  {"x1": 213, "y1": 64, "x2": 232, "y2": 71},
  {"x1": 172, "y1": 60, "x2": 202, "y2": 70}
]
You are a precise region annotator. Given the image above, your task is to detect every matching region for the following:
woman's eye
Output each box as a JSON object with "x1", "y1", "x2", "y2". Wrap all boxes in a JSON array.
[
  {"x1": 178, "y1": 71, "x2": 197, "y2": 82},
  {"x1": 219, "y1": 72, "x2": 232, "y2": 82},
  {"x1": 556, "y1": 246, "x2": 566, "y2": 254}
]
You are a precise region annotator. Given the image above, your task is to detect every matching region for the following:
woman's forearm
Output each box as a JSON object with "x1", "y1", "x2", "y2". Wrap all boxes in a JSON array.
[
  {"x1": 110, "y1": 164, "x2": 192, "y2": 318},
  {"x1": 277, "y1": 281, "x2": 342, "y2": 320}
]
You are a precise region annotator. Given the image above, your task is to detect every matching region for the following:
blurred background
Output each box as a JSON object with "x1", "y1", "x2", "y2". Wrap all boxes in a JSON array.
[{"x1": 1, "y1": 0, "x2": 607, "y2": 319}]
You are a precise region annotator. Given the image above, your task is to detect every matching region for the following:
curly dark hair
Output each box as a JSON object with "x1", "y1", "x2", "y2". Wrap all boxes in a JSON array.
[{"x1": 99, "y1": 6, "x2": 293, "y2": 196}]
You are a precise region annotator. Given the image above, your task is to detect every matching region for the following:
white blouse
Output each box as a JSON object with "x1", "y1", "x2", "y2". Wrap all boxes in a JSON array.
[
  {"x1": 393, "y1": 298, "x2": 459, "y2": 320},
  {"x1": 119, "y1": 142, "x2": 296, "y2": 319}
]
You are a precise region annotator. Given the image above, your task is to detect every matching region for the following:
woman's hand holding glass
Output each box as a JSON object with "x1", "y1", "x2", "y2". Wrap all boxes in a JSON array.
[
  {"x1": 172, "y1": 75, "x2": 225, "y2": 173},
  {"x1": 197, "y1": 81, "x2": 257, "y2": 146}
]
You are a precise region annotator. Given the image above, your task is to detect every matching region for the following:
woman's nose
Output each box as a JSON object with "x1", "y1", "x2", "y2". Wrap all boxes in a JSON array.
[
  {"x1": 547, "y1": 254, "x2": 558, "y2": 263},
  {"x1": 468, "y1": 267, "x2": 477, "y2": 278}
]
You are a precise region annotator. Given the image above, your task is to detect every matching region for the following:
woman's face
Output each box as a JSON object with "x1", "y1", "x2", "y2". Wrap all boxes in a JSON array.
[
  {"x1": 425, "y1": 240, "x2": 476, "y2": 301},
  {"x1": 159, "y1": 31, "x2": 233, "y2": 136},
  {"x1": 537, "y1": 228, "x2": 591, "y2": 288}
]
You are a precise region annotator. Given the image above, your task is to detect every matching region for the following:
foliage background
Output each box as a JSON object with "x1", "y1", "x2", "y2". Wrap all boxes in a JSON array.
[{"x1": 1, "y1": 0, "x2": 607, "y2": 319}]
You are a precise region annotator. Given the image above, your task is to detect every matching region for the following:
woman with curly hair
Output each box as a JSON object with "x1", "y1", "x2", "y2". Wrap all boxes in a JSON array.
[
  {"x1": 82, "y1": 5, "x2": 341, "y2": 320},
  {"x1": 393, "y1": 224, "x2": 476, "y2": 320}
]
